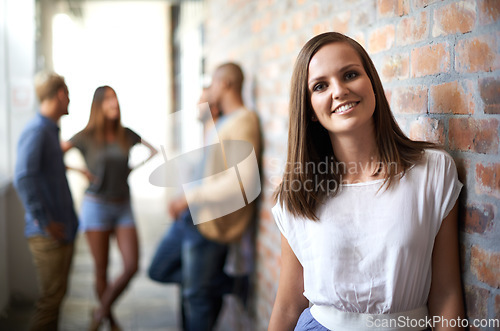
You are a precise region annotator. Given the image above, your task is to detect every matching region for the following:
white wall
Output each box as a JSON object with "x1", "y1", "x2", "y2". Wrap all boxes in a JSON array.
[
  {"x1": 0, "y1": 0, "x2": 40, "y2": 312},
  {"x1": 52, "y1": 1, "x2": 170, "y2": 204}
]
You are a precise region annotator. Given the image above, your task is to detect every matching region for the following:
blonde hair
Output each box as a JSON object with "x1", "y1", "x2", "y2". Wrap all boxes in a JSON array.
[{"x1": 34, "y1": 71, "x2": 67, "y2": 103}]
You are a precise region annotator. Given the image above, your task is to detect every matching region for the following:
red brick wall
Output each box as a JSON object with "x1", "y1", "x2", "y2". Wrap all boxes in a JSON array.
[{"x1": 204, "y1": 0, "x2": 500, "y2": 329}]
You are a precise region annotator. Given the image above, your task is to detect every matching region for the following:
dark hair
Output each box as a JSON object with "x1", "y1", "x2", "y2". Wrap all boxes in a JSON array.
[
  {"x1": 215, "y1": 62, "x2": 244, "y2": 94},
  {"x1": 274, "y1": 32, "x2": 435, "y2": 220}
]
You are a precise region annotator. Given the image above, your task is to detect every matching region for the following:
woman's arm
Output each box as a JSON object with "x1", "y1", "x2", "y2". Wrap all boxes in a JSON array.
[
  {"x1": 61, "y1": 140, "x2": 73, "y2": 154},
  {"x1": 130, "y1": 138, "x2": 158, "y2": 171},
  {"x1": 428, "y1": 202, "x2": 466, "y2": 330},
  {"x1": 60, "y1": 140, "x2": 95, "y2": 182},
  {"x1": 268, "y1": 234, "x2": 309, "y2": 331}
]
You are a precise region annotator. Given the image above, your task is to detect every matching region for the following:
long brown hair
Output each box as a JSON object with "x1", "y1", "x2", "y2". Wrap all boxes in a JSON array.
[
  {"x1": 274, "y1": 32, "x2": 435, "y2": 220},
  {"x1": 82, "y1": 86, "x2": 130, "y2": 151}
]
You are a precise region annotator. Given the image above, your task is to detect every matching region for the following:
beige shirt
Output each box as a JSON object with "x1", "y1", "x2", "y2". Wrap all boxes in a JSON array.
[{"x1": 186, "y1": 107, "x2": 262, "y2": 243}]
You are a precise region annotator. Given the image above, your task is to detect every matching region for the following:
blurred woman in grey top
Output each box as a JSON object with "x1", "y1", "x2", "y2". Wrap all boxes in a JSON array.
[{"x1": 62, "y1": 85, "x2": 157, "y2": 330}]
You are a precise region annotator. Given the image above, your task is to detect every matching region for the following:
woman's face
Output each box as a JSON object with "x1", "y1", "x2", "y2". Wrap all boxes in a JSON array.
[
  {"x1": 307, "y1": 42, "x2": 376, "y2": 138},
  {"x1": 102, "y1": 88, "x2": 120, "y2": 121}
]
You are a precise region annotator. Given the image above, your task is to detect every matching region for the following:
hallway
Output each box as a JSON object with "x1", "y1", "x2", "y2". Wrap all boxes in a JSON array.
[
  {"x1": 2, "y1": 0, "x2": 498, "y2": 329},
  {"x1": 61, "y1": 196, "x2": 180, "y2": 331},
  {"x1": 0, "y1": 196, "x2": 182, "y2": 331}
]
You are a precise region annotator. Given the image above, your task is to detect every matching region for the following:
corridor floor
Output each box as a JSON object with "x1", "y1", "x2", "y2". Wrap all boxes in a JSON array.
[
  {"x1": 0, "y1": 194, "x2": 250, "y2": 331},
  {"x1": 60, "y1": 196, "x2": 181, "y2": 331},
  {"x1": 0, "y1": 196, "x2": 181, "y2": 331}
]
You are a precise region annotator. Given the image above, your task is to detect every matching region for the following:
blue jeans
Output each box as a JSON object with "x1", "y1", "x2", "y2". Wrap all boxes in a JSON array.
[{"x1": 148, "y1": 210, "x2": 230, "y2": 331}]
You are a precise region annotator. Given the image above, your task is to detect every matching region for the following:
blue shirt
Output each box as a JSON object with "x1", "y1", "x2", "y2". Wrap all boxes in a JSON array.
[{"x1": 13, "y1": 113, "x2": 78, "y2": 242}]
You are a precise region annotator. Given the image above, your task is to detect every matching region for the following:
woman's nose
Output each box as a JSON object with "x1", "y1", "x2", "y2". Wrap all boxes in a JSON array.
[{"x1": 331, "y1": 80, "x2": 349, "y2": 99}]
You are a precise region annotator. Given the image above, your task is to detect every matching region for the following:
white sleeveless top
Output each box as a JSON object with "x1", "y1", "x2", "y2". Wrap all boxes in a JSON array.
[{"x1": 272, "y1": 149, "x2": 462, "y2": 314}]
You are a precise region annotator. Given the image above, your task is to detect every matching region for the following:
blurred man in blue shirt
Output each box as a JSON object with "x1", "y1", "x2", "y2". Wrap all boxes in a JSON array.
[{"x1": 14, "y1": 71, "x2": 78, "y2": 331}]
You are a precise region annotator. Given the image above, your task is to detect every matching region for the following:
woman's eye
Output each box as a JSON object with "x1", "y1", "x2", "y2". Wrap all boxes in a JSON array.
[
  {"x1": 345, "y1": 72, "x2": 358, "y2": 80},
  {"x1": 313, "y1": 83, "x2": 326, "y2": 91}
]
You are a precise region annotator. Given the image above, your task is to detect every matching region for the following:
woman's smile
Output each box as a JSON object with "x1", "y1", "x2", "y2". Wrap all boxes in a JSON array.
[{"x1": 331, "y1": 101, "x2": 359, "y2": 114}]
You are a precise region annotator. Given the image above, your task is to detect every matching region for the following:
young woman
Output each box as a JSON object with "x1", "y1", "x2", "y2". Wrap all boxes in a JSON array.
[
  {"x1": 268, "y1": 32, "x2": 465, "y2": 330},
  {"x1": 62, "y1": 86, "x2": 157, "y2": 330}
]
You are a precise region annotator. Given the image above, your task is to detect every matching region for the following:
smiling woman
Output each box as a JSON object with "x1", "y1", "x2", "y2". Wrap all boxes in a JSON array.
[{"x1": 269, "y1": 32, "x2": 465, "y2": 331}]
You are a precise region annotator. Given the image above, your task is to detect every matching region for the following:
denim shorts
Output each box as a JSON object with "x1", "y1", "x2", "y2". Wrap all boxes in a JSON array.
[
  {"x1": 295, "y1": 308, "x2": 330, "y2": 331},
  {"x1": 79, "y1": 195, "x2": 136, "y2": 232},
  {"x1": 294, "y1": 307, "x2": 433, "y2": 331}
]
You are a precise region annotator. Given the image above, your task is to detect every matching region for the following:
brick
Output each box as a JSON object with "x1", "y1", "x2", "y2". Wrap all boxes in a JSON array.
[
  {"x1": 313, "y1": 21, "x2": 330, "y2": 36},
  {"x1": 377, "y1": 0, "x2": 409, "y2": 17},
  {"x1": 471, "y1": 245, "x2": 500, "y2": 288},
  {"x1": 279, "y1": 20, "x2": 288, "y2": 35},
  {"x1": 384, "y1": 89, "x2": 392, "y2": 107},
  {"x1": 352, "y1": 32, "x2": 366, "y2": 49},
  {"x1": 352, "y1": 2, "x2": 377, "y2": 28},
  {"x1": 260, "y1": 12, "x2": 272, "y2": 30},
  {"x1": 478, "y1": 0, "x2": 500, "y2": 25},
  {"x1": 456, "y1": 35, "x2": 500, "y2": 73},
  {"x1": 263, "y1": 44, "x2": 281, "y2": 61},
  {"x1": 394, "y1": 115, "x2": 408, "y2": 134},
  {"x1": 460, "y1": 203, "x2": 494, "y2": 234},
  {"x1": 277, "y1": 99, "x2": 289, "y2": 117},
  {"x1": 430, "y1": 81, "x2": 474, "y2": 114},
  {"x1": 479, "y1": 77, "x2": 500, "y2": 114},
  {"x1": 449, "y1": 118, "x2": 499, "y2": 154},
  {"x1": 252, "y1": 19, "x2": 262, "y2": 33},
  {"x1": 391, "y1": 85, "x2": 428, "y2": 114},
  {"x1": 409, "y1": 117, "x2": 444, "y2": 144},
  {"x1": 380, "y1": 52, "x2": 409, "y2": 82},
  {"x1": 413, "y1": 0, "x2": 442, "y2": 8},
  {"x1": 285, "y1": 35, "x2": 300, "y2": 54},
  {"x1": 476, "y1": 162, "x2": 500, "y2": 199},
  {"x1": 368, "y1": 25, "x2": 395, "y2": 53},
  {"x1": 331, "y1": 11, "x2": 350, "y2": 34},
  {"x1": 411, "y1": 43, "x2": 450, "y2": 77},
  {"x1": 260, "y1": 0, "x2": 275, "y2": 9},
  {"x1": 464, "y1": 285, "x2": 489, "y2": 321},
  {"x1": 292, "y1": 11, "x2": 305, "y2": 31},
  {"x1": 307, "y1": 2, "x2": 320, "y2": 21},
  {"x1": 432, "y1": 0, "x2": 476, "y2": 37},
  {"x1": 396, "y1": 11, "x2": 429, "y2": 45}
]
